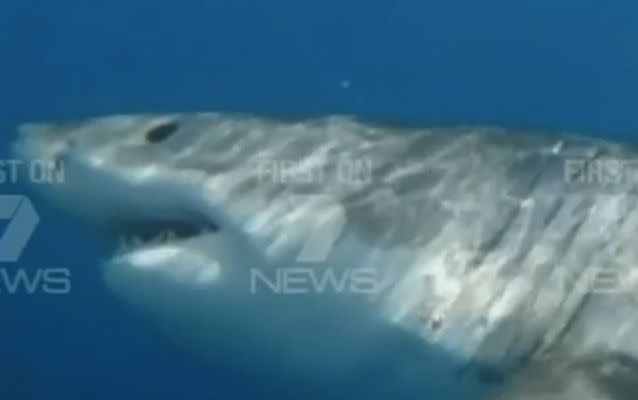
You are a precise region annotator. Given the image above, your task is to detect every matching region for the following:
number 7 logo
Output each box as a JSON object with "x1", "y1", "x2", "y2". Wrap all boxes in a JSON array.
[{"x1": 0, "y1": 195, "x2": 39, "y2": 263}]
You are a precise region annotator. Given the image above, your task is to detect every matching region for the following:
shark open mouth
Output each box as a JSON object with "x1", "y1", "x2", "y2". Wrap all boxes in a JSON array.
[{"x1": 113, "y1": 219, "x2": 219, "y2": 248}]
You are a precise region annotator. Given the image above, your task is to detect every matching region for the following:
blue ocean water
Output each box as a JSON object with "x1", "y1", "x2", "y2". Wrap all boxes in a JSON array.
[{"x1": 0, "y1": 1, "x2": 637, "y2": 398}]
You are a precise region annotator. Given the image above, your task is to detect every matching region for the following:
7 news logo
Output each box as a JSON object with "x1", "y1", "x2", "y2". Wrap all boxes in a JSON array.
[
  {"x1": 250, "y1": 194, "x2": 386, "y2": 296},
  {"x1": 0, "y1": 195, "x2": 71, "y2": 295}
]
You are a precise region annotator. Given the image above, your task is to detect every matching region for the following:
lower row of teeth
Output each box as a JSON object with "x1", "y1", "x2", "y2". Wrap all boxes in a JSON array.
[{"x1": 117, "y1": 230, "x2": 183, "y2": 252}]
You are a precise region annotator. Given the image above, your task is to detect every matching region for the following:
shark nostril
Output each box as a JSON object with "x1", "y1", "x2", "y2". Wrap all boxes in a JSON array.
[
  {"x1": 53, "y1": 150, "x2": 69, "y2": 168},
  {"x1": 53, "y1": 142, "x2": 74, "y2": 168}
]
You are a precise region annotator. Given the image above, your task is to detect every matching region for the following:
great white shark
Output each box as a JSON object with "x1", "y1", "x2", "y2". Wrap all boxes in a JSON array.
[{"x1": 11, "y1": 112, "x2": 638, "y2": 399}]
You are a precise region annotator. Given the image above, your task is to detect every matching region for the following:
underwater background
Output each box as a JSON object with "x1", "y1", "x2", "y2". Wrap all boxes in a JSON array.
[{"x1": 0, "y1": 1, "x2": 637, "y2": 398}]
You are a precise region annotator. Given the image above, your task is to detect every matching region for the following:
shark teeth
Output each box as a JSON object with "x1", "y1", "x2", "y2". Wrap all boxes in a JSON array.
[
  {"x1": 116, "y1": 230, "x2": 182, "y2": 254},
  {"x1": 115, "y1": 225, "x2": 218, "y2": 255}
]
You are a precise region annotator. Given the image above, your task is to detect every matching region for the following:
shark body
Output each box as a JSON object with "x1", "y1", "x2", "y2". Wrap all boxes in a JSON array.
[{"x1": 12, "y1": 112, "x2": 638, "y2": 398}]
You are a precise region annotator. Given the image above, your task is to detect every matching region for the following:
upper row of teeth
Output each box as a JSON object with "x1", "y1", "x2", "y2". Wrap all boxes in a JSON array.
[{"x1": 117, "y1": 230, "x2": 185, "y2": 252}]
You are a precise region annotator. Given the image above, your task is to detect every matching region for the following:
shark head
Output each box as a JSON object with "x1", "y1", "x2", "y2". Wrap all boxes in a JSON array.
[{"x1": 11, "y1": 114, "x2": 282, "y2": 367}]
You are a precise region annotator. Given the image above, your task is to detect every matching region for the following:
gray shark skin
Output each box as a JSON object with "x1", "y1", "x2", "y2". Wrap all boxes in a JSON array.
[
  {"x1": 11, "y1": 112, "x2": 638, "y2": 399},
  {"x1": 491, "y1": 352, "x2": 638, "y2": 400}
]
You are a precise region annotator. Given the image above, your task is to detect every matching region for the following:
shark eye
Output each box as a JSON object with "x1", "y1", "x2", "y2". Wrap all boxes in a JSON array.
[{"x1": 145, "y1": 121, "x2": 179, "y2": 143}]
